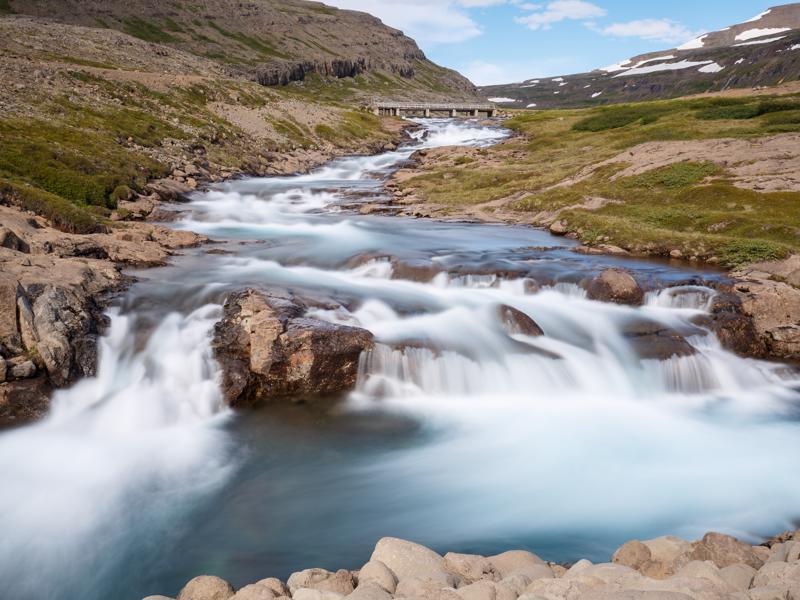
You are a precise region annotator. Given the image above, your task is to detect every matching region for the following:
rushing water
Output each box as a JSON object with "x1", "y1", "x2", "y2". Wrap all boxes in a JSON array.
[{"x1": 2, "y1": 119, "x2": 800, "y2": 600}]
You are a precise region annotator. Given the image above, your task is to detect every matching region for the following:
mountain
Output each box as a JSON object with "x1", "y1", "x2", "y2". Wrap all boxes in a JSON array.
[
  {"x1": 481, "y1": 3, "x2": 800, "y2": 109},
  {"x1": 5, "y1": 0, "x2": 478, "y2": 100}
]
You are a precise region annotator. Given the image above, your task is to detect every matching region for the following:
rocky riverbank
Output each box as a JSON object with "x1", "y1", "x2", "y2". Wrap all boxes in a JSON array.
[
  {"x1": 148, "y1": 531, "x2": 800, "y2": 600},
  {"x1": 0, "y1": 118, "x2": 411, "y2": 427}
]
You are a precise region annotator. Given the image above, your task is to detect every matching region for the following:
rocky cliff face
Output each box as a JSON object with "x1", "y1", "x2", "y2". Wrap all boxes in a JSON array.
[
  {"x1": 481, "y1": 3, "x2": 800, "y2": 109},
  {"x1": 8, "y1": 0, "x2": 478, "y2": 100}
]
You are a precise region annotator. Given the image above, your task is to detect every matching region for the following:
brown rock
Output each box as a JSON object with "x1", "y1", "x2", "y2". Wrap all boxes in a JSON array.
[
  {"x1": 497, "y1": 305, "x2": 544, "y2": 337},
  {"x1": 357, "y1": 560, "x2": 397, "y2": 593},
  {"x1": 704, "y1": 291, "x2": 766, "y2": 357},
  {"x1": 587, "y1": 269, "x2": 644, "y2": 305},
  {"x1": 213, "y1": 290, "x2": 373, "y2": 407},
  {"x1": 255, "y1": 579, "x2": 288, "y2": 597},
  {"x1": 371, "y1": 537, "x2": 454, "y2": 585},
  {"x1": 444, "y1": 553, "x2": 500, "y2": 583},
  {"x1": 177, "y1": 576, "x2": 234, "y2": 600},
  {"x1": 346, "y1": 582, "x2": 392, "y2": 600},
  {"x1": 9, "y1": 359, "x2": 36, "y2": 379},
  {"x1": 0, "y1": 275, "x2": 23, "y2": 355},
  {"x1": 0, "y1": 376, "x2": 51, "y2": 427},
  {"x1": 0, "y1": 227, "x2": 29, "y2": 253},
  {"x1": 231, "y1": 584, "x2": 276, "y2": 600},
  {"x1": 146, "y1": 178, "x2": 193, "y2": 202},
  {"x1": 613, "y1": 540, "x2": 652, "y2": 570},
  {"x1": 685, "y1": 532, "x2": 765, "y2": 570},
  {"x1": 621, "y1": 320, "x2": 697, "y2": 360},
  {"x1": 487, "y1": 550, "x2": 547, "y2": 580}
]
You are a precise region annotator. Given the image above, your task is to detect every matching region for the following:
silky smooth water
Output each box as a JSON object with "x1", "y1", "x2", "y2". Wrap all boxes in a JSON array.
[{"x1": 1, "y1": 119, "x2": 799, "y2": 600}]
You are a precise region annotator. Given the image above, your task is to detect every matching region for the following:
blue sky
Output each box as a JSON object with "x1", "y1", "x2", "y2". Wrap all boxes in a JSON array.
[{"x1": 325, "y1": 0, "x2": 780, "y2": 85}]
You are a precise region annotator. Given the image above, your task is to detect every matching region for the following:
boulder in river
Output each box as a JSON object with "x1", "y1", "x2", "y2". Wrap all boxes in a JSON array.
[
  {"x1": 587, "y1": 268, "x2": 644, "y2": 305},
  {"x1": 621, "y1": 319, "x2": 696, "y2": 360},
  {"x1": 497, "y1": 305, "x2": 544, "y2": 337},
  {"x1": 213, "y1": 289, "x2": 374, "y2": 407}
]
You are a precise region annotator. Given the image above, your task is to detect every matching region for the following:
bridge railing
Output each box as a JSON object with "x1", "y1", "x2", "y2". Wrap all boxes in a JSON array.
[{"x1": 372, "y1": 102, "x2": 496, "y2": 110}]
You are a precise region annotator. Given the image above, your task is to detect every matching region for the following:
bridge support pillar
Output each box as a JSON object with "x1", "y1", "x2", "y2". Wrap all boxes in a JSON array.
[
  {"x1": 450, "y1": 109, "x2": 457, "y2": 117},
  {"x1": 424, "y1": 108, "x2": 430, "y2": 117},
  {"x1": 472, "y1": 109, "x2": 478, "y2": 117},
  {"x1": 488, "y1": 109, "x2": 497, "y2": 117}
]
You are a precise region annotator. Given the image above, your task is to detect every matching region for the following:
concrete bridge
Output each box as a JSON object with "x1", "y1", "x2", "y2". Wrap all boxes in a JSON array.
[{"x1": 370, "y1": 102, "x2": 497, "y2": 118}]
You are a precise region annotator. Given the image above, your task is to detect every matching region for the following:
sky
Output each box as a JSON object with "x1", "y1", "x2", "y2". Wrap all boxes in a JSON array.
[{"x1": 324, "y1": 0, "x2": 781, "y2": 85}]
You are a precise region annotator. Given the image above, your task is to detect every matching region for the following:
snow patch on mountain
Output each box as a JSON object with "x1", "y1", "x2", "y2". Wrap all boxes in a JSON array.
[
  {"x1": 734, "y1": 35, "x2": 787, "y2": 47},
  {"x1": 745, "y1": 9, "x2": 772, "y2": 23},
  {"x1": 698, "y1": 62, "x2": 724, "y2": 73},
  {"x1": 613, "y1": 59, "x2": 713, "y2": 78},
  {"x1": 678, "y1": 34, "x2": 708, "y2": 50},
  {"x1": 735, "y1": 27, "x2": 791, "y2": 41}
]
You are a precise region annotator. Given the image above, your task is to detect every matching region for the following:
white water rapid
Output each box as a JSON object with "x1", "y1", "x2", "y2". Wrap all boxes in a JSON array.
[{"x1": 1, "y1": 118, "x2": 799, "y2": 600}]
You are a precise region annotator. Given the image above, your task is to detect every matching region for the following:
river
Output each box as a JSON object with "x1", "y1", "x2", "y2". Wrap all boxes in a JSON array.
[{"x1": 1, "y1": 119, "x2": 799, "y2": 600}]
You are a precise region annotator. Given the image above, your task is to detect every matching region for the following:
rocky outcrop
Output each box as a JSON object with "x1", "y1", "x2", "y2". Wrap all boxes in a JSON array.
[
  {"x1": 701, "y1": 273, "x2": 800, "y2": 361},
  {"x1": 213, "y1": 289, "x2": 374, "y2": 407},
  {"x1": 162, "y1": 530, "x2": 800, "y2": 600},
  {"x1": 587, "y1": 269, "x2": 644, "y2": 305},
  {"x1": 9, "y1": 0, "x2": 479, "y2": 101},
  {"x1": 0, "y1": 204, "x2": 210, "y2": 426}
]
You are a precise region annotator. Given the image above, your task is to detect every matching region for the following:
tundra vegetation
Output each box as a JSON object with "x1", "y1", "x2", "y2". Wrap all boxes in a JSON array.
[{"x1": 398, "y1": 93, "x2": 800, "y2": 267}]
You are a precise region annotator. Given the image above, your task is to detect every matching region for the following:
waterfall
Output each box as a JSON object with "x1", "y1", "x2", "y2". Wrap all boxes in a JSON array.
[
  {"x1": 0, "y1": 305, "x2": 234, "y2": 600},
  {"x1": 3, "y1": 117, "x2": 800, "y2": 600}
]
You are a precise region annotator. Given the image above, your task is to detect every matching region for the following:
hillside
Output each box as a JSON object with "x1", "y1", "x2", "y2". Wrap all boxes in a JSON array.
[
  {"x1": 481, "y1": 3, "x2": 800, "y2": 109},
  {"x1": 5, "y1": 0, "x2": 477, "y2": 100},
  {"x1": 0, "y1": 0, "x2": 480, "y2": 236},
  {"x1": 385, "y1": 89, "x2": 800, "y2": 271}
]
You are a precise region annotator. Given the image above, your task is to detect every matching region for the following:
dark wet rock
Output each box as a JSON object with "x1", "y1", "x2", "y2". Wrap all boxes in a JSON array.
[
  {"x1": 497, "y1": 305, "x2": 544, "y2": 337},
  {"x1": 392, "y1": 259, "x2": 443, "y2": 282},
  {"x1": 0, "y1": 275, "x2": 24, "y2": 356},
  {"x1": 0, "y1": 226, "x2": 30, "y2": 253},
  {"x1": 0, "y1": 376, "x2": 51, "y2": 428},
  {"x1": 9, "y1": 358, "x2": 36, "y2": 379},
  {"x1": 622, "y1": 319, "x2": 696, "y2": 360},
  {"x1": 587, "y1": 269, "x2": 644, "y2": 305},
  {"x1": 214, "y1": 289, "x2": 374, "y2": 407},
  {"x1": 702, "y1": 291, "x2": 767, "y2": 358}
]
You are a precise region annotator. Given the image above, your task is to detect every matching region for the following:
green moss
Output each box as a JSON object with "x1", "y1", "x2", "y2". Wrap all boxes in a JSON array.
[
  {"x1": 572, "y1": 103, "x2": 672, "y2": 132},
  {"x1": 110, "y1": 184, "x2": 132, "y2": 204},
  {"x1": 619, "y1": 162, "x2": 719, "y2": 189},
  {"x1": 122, "y1": 17, "x2": 178, "y2": 43},
  {"x1": 0, "y1": 179, "x2": 102, "y2": 234},
  {"x1": 718, "y1": 240, "x2": 790, "y2": 267},
  {"x1": 207, "y1": 21, "x2": 289, "y2": 59}
]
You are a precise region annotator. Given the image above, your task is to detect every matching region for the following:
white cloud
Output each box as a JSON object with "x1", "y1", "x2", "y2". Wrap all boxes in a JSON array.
[
  {"x1": 515, "y1": 0, "x2": 606, "y2": 31},
  {"x1": 325, "y1": 0, "x2": 485, "y2": 45},
  {"x1": 461, "y1": 57, "x2": 577, "y2": 85},
  {"x1": 591, "y1": 18, "x2": 702, "y2": 44}
]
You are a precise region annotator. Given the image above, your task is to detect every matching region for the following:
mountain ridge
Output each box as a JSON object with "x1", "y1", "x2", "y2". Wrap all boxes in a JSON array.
[
  {"x1": 481, "y1": 3, "x2": 800, "y2": 109},
  {"x1": 5, "y1": 0, "x2": 479, "y2": 100}
]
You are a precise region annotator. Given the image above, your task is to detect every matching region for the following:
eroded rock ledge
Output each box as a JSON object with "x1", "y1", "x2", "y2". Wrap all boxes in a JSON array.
[
  {"x1": 213, "y1": 289, "x2": 374, "y2": 407},
  {"x1": 154, "y1": 530, "x2": 800, "y2": 600},
  {"x1": 0, "y1": 205, "x2": 206, "y2": 427}
]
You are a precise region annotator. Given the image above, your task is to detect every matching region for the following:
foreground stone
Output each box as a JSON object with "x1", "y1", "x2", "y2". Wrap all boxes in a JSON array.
[
  {"x1": 213, "y1": 289, "x2": 374, "y2": 407},
  {"x1": 161, "y1": 530, "x2": 800, "y2": 600}
]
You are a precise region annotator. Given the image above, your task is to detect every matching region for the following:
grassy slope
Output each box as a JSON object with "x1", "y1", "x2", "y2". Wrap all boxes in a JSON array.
[
  {"x1": 0, "y1": 64, "x2": 397, "y2": 234},
  {"x1": 399, "y1": 93, "x2": 800, "y2": 268}
]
